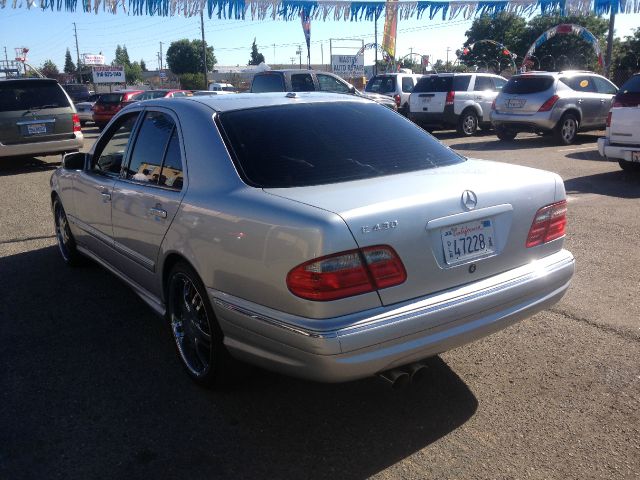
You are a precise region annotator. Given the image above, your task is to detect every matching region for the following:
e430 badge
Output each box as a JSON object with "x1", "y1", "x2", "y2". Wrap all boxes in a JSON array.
[{"x1": 361, "y1": 220, "x2": 399, "y2": 234}]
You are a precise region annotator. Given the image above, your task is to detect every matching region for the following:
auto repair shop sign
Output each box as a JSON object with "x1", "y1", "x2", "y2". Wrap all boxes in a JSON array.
[
  {"x1": 92, "y1": 66, "x2": 125, "y2": 83},
  {"x1": 331, "y1": 55, "x2": 364, "y2": 78}
]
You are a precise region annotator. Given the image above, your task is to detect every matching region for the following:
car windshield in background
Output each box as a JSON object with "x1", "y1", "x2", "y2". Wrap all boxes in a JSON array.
[
  {"x1": 218, "y1": 102, "x2": 464, "y2": 188},
  {"x1": 0, "y1": 80, "x2": 70, "y2": 112},
  {"x1": 97, "y1": 93, "x2": 124, "y2": 104},
  {"x1": 503, "y1": 76, "x2": 554, "y2": 94},
  {"x1": 131, "y1": 91, "x2": 169, "y2": 101},
  {"x1": 252, "y1": 74, "x2": 285, "y2": 93},
  {"x1": 365, "y1": 76, "x2": 396, "y2": 94},
  {"x1": 620, "y1": 75, "x2": 640, "y2": 94}
]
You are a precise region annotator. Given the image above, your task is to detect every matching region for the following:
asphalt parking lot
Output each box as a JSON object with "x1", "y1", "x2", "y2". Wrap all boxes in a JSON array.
[{"x1": 1, "y1": 126, "x2": 639, "y2": 479}]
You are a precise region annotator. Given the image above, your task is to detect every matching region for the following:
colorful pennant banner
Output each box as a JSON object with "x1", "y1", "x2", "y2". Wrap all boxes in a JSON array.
[{"x1": 2, "y1": 0, "x2": 639, "y2": 19}]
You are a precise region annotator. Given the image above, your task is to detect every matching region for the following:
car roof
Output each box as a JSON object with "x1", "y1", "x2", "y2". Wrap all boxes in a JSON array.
[
  {"x1": 138, "y1": 92, "x2": 371, "y2": 113},
  {"x1": 0, "y1": 77, "x2": 58, "y2": 83}
]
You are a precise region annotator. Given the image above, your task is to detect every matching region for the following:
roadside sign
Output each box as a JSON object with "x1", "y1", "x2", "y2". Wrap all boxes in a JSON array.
[
  {"x1": 331, "y1": 55, "x2": 364, "y2": 78},
  {"x1": 92, "y1": 65, "x2": 125, "y2": 84},
  {"x1": 159, "y1": 72, "x2": 167, "y2": 79}
]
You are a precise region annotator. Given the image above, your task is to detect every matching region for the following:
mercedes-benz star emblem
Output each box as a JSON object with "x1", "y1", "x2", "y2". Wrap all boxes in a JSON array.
[{"x1": 461, "y1": 190, "x2": 478, "y2": 211}]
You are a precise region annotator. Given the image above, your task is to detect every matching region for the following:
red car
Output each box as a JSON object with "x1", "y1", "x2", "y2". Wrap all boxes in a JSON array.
[
  {"x1": 91, "y1": 90, "x2": 143, "y2": 130},
  {"x1": 126, "y1": 89, "x2": 193, "y2": 102}
]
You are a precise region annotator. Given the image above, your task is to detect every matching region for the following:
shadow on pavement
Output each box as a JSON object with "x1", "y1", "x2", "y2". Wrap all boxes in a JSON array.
[
  {"x1": 447, "y1": 133, "x2": 601, "y2": 152},
  {"x1": 0, "y1": 156, "x2": 61, "y2": 177},
  {"x1": 565, "y1": 170, "x2": 640, "y2": 199},
  {"x1": 565, "y1": 150, "x2": 608, "y2": 162},
  {"x1": 0, "y1": 246, "x2": 478, "y2": 480}
]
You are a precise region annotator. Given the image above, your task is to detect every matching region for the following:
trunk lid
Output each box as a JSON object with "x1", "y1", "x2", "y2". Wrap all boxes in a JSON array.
[
  {"x1": 494, "y1": 75, "x2": 556, "y2": 115},
  {"x1": 609, "y1": 104, "x2": 640, "y2": 145},
  {"x1": 266, "y1": 159, "x2": 561, "y2": 306}
]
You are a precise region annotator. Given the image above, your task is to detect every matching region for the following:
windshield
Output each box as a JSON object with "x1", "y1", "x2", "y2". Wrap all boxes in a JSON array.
[
  {"x1": 0, "y1": 80, "x2": 71, "y2": 112},
  {"x1": 620, "y1": 75, "x2": 640, "y2": 94},
  {"x1": 365, "y1": 76, "x2": 396, "y2": 94},
  {"x1": 218, "y1": 102, "x2": 464, "y2": 188},
  {"x1": 130, "y1": 91, "x2": 169, "y2": 101}
]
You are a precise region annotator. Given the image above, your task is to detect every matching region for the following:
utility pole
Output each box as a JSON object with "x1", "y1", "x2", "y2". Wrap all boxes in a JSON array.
[
  {"x1": 3, "y1": 46, "x2": 8, "y2": 64},
  {"x1": 446, "y1": 47, "x2": 451, "y2": 69},
  {"x1": 321, "y1": 43, "x2": 324, "y2": 69},
  {"x1": 296, "y1": 45, "x2": 302, "y2": 69},
  {"x1": 159, "y1": 42, "x2": 163, "y2": 85},
  {"x1": 200, "y1": 10, "x2": 208, "y2": 89},
  {"x1": 273, "y1": 44, "x2": 276, "y2": 64},
  {"x1": 374, "y1": 15, "x2": 378, "y2": 76},
  {"x1": 73, "y1": 22, "x2": 81, "y2": 83},
  {"x1": 605, "y1": 9, "x2": 615, "y2": 78},
  {"x1": 290, "y1": 56, "x2": 295, "y2": 66}
]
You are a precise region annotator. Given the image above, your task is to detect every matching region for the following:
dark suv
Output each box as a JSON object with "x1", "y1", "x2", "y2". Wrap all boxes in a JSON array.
[
  {"x1": 0, "y1": 78, "x2": 83, "y2": 159},
  {"x1": 250, "y1": 69, "x2": 397, "y2": 111},
  {"x1": 62, "y1": 83, "x2": 94, "y2": 103}
]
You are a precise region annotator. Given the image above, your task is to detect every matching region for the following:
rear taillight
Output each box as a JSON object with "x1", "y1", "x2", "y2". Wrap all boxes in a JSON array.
[
  {"x1": 526, "y1": 200, "x2": 567, "y2": 248},
  {"x1": 445, "y1": 91, "x2": 455, "y2": 106},
  {"x1": 537, "y1": 95, "x2": 559, "y2": 112},
  {"x1": 393, "y1": 94, "x2": 401, "y2": 107},
  {"x1": 72, "y1": 113, "x2": 81, "y2": 132},
  {"x1": 606, "y1": 110, "x2": 612, "y2": 127},
  {"x1": 286, "y1": 245, "x2": 407, "y2": 301},
  {"x1": 491, "y1": 99, "x2": 496, "y2": 110}
]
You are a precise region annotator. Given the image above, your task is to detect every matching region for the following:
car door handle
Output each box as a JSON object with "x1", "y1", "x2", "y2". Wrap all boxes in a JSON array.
[
  {"x1": 577, "y1": 99, "x2": 582, "y2": 104},
  {"x1": 100, "y1": 191, "x2": 111, "y2": 201},
  {"x1": 600, "y1": 99, "x2": 606, "y2": 103},
  {"x1": 149, "y1": 207, "x2": 167, "y2": 219}
]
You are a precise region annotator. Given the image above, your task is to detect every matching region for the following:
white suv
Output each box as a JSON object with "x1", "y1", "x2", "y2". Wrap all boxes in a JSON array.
[
  {"x1": 597, "y1": 73, "x2": 640, "y2": 172},
  {"x1": 409, "y1": 73, "x2": 507, "y2": 135},
  {"x1": 364, "y1": 73, "x2": 425, "y2": 116}
]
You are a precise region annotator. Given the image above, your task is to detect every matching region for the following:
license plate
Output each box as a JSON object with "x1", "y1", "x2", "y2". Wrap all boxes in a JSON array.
[
  {"x1": 441, "y1": 219, "x2": 496, "y2": 265},
  {"x1": 632, "y1": 151, "x2": 640, "y2": 162},
  {"x1": 506, "y1": 99, "x2": 525, "y2": 108},
  {"x1": 27, "y1": 124, "x2": 47, "y2": 135}
]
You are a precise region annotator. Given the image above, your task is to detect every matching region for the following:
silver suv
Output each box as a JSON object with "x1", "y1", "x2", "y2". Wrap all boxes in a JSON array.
[
  {"x1": 408, "y1": 73, "x2": 507, "y2": 136},
  {"x1": 491, "y1": 71, "x2": 618, "y2": 145}
]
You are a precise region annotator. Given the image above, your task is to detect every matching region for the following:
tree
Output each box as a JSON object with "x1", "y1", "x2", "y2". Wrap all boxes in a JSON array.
[
  {"x1": 140, "y1": 59, "x2": 147, "y2": 71},
  {"x1": 248, "y1": 38, "x2": 265, "y2": 65},
  {"x1": 64, "y1": 48, "x2": 76, "y2": 74},
  {"x1": 125, "y1": 61, "x2": 143, "y2": 84},
  {"x1": 166, "y1": 39, "x2": 216, "y2": 75},
  {"x1": 40, "y1": 60, "x2": 59, "y2": 78},
  {"x1": 113, "y1": 45, "x2": 131, "y2": 67},
  {"x1": 178, "y1": 72, "x2": 206, "y2": 90}
]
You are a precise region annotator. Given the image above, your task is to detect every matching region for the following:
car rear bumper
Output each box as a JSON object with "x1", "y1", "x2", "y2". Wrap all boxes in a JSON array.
[
  {"x1": 0, "y1": 133, "x2": 83, "y2": 158},
  {"x1": 597, "y1": 137, "x2": 640, "y2": 161},
  {"x1": 409, "y1": 105, "x2": 457, "y2": 127},
  {"x1": 92, "y1": 113, "x2": 115, "y2": 125},
  {"x1": 209, "y1": 249, "x2": 575, "y2": 383},
  {"x1": 491, "y1": 111, "x2": 557, "y2": 131}
]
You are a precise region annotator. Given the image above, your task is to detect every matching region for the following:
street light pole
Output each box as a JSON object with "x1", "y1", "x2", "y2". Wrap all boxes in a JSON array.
[
  {"x1": 200, "y1": 9, "x2": 208, "y2": 89},
  {"x1": 297, "y1": 45, "x2": 302, "y2": 69}
]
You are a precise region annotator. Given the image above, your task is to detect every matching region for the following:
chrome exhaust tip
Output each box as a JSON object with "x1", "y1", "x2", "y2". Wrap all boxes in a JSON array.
[
  {"x1": 407, "y1": 362, "x2": 428, "y2": 383},
  {"x1": 378, "y1": 369, "x2": 411, "y2": 389}
]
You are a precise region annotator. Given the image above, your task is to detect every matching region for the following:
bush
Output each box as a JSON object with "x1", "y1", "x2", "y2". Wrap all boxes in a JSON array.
[{"x1": 179, "y1": 73, "x2": 206, "y2": 90}]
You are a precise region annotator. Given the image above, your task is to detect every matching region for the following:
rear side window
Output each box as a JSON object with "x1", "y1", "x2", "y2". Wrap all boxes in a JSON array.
[
  {"x1": 401, "y1": 77, "x2": 414, "y2": 93},
  {"x1": 453, "y1": 75, "x2": 471, "y2": 91},
  {"x1": 503, "y1": 76, "x2": 555, "y2": 94},
  {"x1": 97, "y1": 93, "x2": 124, "y2": 104},
  {"x1": 474, "y1": 76, "x2": 493, "y2": 91},
  {"x1": 132, "y1": 91, "x2": 168, "y2": 101},
  {"x1": 413, "y1": 76, "x2": 453, "y2": 93},
  {"x1": 251, "y1": 74, "x2": 285, "y2": 93},
  {"x1": 365, "y1": 76, "x2": 396, "y2": 94},
  {"x1": 0, "y1": 80, "x2": 71, "y2": 112},
  {"x1": 291, "y1": 74, "x2": 315, "y2": 92},
  {"x1": 218, "y1": 102, "x2": 464, "y2": 188},
  {"x1": 494, "y1": 77, "x2": 507, "y2": 91},
  {"x1": 620, "y1": 75, "x2": 640, "y2": 94},
  {"x1": 560, "y1": 76, "x2": 596, "y2": 93}
]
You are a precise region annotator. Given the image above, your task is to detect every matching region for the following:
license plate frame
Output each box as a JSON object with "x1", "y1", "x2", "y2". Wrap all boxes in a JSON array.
[
  {"x1": 632, "y1": 151, "x2": 640, "y2": 162},
  {"x1": 441, "y1": 218, "x2": 496, "y2": 265},
  {"x1": 26, "y1": 123, "x2": 47, "y2": 135},
  {"x1": 506, "y1": 98, "x2": 526, "y2": 108}
]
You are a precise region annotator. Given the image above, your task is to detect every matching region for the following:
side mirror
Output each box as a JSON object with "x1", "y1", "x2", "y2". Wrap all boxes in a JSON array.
[
  {"x1": 62, "y1": 151, "x2": 87, "y2": 170},
  {"x1": 348, "y1": 85, "x2": 356, "y2": 94}
]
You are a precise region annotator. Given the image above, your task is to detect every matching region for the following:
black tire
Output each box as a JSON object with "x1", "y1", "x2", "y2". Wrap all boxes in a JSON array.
[
  {"x1": 619, "y1": 160, "x2": 640, "y2": 172},
  {"x1": 553, "y1": 113, "x2": 579, "y2": 145},
  {"x1": 457, "y1": 109, "x2": 478, "y2": 136},
  {"x1": 80, "y1": 120, "x2": 87, "y2": 127},
  {"x1": 495, "y1": 125, "x2": 517, "y2": 141},
  {"x1": 53, "y1": 196, "x2": 83, "y2": 266},
  {"x1": 166, "y1": 261, "x2": 237, "y2": 388}
]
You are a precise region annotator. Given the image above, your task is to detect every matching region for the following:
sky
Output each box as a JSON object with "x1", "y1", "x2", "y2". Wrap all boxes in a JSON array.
[{"x1": 1, "y1": 5, "x2": 639, "y2": 71}]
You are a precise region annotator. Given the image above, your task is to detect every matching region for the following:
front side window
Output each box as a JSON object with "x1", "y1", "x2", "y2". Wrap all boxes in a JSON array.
[
  {"x1": 92, "y1": 113, "x2": 140, "y2": 176},
  {"x1": 317, "y1": 74, "x2": 350, "y2": 93},
  {"x1": 158, "y1": 129, "x2": 184, "y2": 189},
  {"x1": 218, "y1": 102, "x2": 464, "y2": 188},
  {"x1": 291, "y1": 74, "x2": 315, "y2": 92},
  {"x1": 125, "y1": 111, "x2": 176, "y2": 183},
  {"x1": 493, "y1": 77, "x2": 507, "y2": 91},
  {"x1": 592, "y1": 77, "x2": 618, "y2": 95}
]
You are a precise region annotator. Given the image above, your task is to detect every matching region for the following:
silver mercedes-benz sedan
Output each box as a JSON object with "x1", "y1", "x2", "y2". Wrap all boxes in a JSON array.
[{"x1": 50, "y1": 93, "x2": 575, "y2": 388}]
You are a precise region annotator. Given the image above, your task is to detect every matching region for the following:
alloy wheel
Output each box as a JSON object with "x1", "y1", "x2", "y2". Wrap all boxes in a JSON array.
[
  {"x1": 54, "y1": 203, "x2": 72, "y2": 262},
  {"x1": 561, "y1": 117, "x2": 577, "y2": 143}
]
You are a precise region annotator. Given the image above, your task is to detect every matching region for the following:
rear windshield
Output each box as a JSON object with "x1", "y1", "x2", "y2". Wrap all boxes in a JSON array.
[
  {"x1": 97, "y1": 93, "x2": 124, "y2": 104},
  {"x1": 503, "y1": 76, "x2": 554, "y2": 94},
  {"x1": 620, "y1": 75, "x2": 640, "y2": 94},
  {"x1": 0, "y1": 80, "x2": 71, "y2": 112},
  {"x1": 413, "y1": 75, "x2": 470, "y2": 93},
  {"x1": 365, "y1": 76, "x2": 396, "y2": 94},
  {"x1": 218, "y1": 102, "x2": 464, "y2": 188},
  {"x1": 251, "y1": 74, "x2": 285, "y2": 93}
]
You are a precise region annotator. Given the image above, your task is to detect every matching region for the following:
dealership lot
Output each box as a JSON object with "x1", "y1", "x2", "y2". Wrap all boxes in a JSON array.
[{"x1": 1, "y1": 128, "x2": 639, "y2": 479}]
